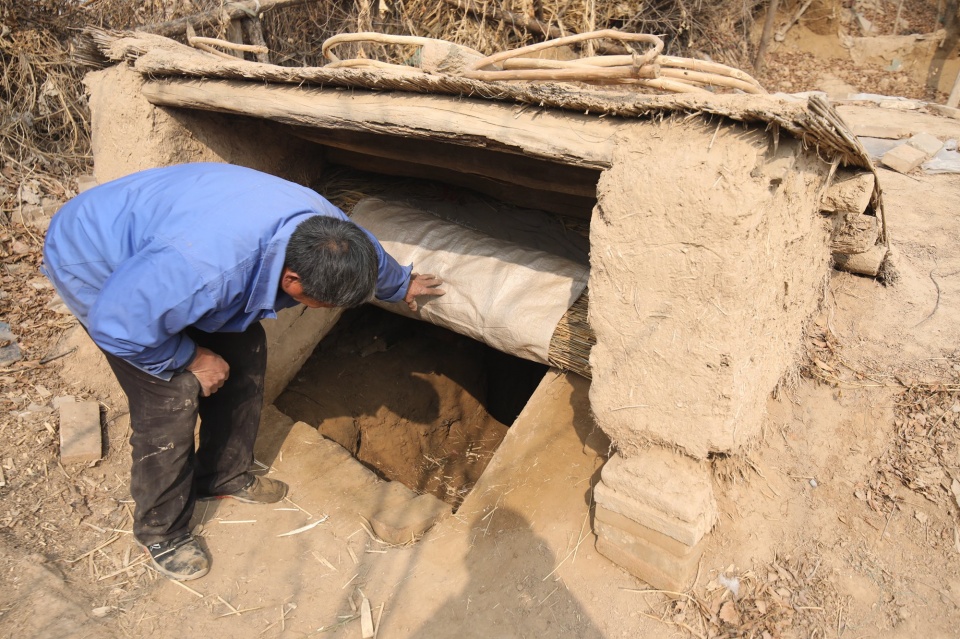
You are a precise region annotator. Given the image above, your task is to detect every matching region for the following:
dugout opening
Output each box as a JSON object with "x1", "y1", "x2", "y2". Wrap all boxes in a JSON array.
[{"x1": 274, "y1": 305, "x2": 549, "y2": 507}]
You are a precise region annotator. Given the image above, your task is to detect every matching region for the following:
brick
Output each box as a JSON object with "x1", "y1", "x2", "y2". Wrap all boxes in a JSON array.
[
  {"x1": 881, "y1": 144, "x2": 928, "y2": 174},
  {"x1": 370, "y1": 493, "x2": 451, "y2": 544},
  {"x1": 595, "y1": 519, "x2": 705, "y2": 591},
  {"x1": 594, "y1": 505, "x2": 696, "y2": 558},
  {"x1": 59, "y1": 401, "x2": 102, "y2": 464},
  {"x1": 906, "y1": 132, "x2": 943, "y2": 158},
  {"x1": 599, "y1": 450, "x2": 717, "y2": 526},
  {"x1": 594, "y1": 481, "x2": 709, "y2": 547}
]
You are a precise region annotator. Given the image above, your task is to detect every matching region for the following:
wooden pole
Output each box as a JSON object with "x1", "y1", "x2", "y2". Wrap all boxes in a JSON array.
[
  {"x1": 754, "y1": 0, "x2": 780, "y2": 73},
  {"x1": 225, "y1": 18, "x2": 246, "y2": 59},
  {"x1": 141, "y1": 0, "x2": 313, "y2": 38},
  {"x1": 948, "y1": 69, "x2": 960, "y2": 108},
  {"x1": 243, "y1": 18, "x2": 272, "y2": 64}
]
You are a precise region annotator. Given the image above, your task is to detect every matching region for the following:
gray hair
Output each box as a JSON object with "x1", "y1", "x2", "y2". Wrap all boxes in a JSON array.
[{"x1": 285, "y1": 216, "x2": 377, "y2": 307}]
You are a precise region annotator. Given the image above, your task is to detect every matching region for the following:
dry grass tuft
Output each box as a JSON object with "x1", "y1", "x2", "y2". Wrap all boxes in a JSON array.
[{"x1": 633, "y1": 549, "x2": 845, "y2": 638}]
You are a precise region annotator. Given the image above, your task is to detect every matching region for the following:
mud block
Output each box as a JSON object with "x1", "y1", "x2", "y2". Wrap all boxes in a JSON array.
[
  {"x1": 905, "y1": 132, "x2": 943, "y2": 158},
  {"x1": 370, "y1": 493, "x2": 452, "y2": 544},
  {"x1": 59, "y1": 401, "x2": 102, "y2": 464},
  {"x1": 595, "y1": 519, "x2": 704, "y2": 591},
  {"x1": 820, "y1": 172, "x2": 874, "y2": 215},
  {"x1": 881, "y1": 144, "x2": 928, "y2": 173}
]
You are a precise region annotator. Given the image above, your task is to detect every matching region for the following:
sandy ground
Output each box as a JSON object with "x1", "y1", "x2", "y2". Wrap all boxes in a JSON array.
[{"x1": 3, "y1": 25, "x2": 960, "y2": 639}]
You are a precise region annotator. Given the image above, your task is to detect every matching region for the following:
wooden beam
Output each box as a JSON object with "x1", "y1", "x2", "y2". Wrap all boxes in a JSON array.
[
  {"x1": 325, "y1": 147, "x2": 596, "y2": 219},
  {"x1": 139, "y1": 79, "x2": 618, "y2": 169},
  {"x1": 290, "y1": 126, "x2": 600, "y2": 198},
  {"x1": 242, "y1": 17, "x2": 272, "y2": 64}
]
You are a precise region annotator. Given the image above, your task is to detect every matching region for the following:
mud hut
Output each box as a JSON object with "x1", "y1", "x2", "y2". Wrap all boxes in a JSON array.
[{"x1": 67, "y1": 25, "x2": 887, "y2": 590}]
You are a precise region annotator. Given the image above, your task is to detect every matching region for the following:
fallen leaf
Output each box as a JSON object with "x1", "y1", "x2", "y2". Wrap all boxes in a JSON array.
[{"x1": 719, "y1": 601, "x2": 741, "y2": 626}]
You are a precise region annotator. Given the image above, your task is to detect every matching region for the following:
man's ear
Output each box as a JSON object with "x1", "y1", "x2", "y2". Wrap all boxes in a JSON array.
[{"x1": 280, "y1": 267, "x2": 301, "y2": 292}]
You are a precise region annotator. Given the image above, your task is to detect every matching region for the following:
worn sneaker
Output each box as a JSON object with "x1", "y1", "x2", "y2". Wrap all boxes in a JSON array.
[
  {"x1": 143, "y1": 534, "x2": 209, "y2": 581},
  {"x1": 199, "y1": 475, "x2": 288, "y2": 504}
]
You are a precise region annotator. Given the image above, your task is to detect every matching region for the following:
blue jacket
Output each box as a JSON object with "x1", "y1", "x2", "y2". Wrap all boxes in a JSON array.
[{"x1": 42, "y1": 163, "x2": 412, "y2": 379}]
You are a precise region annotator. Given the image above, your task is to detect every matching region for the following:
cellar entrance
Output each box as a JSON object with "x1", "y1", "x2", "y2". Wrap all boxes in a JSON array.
[{"x1": 274, "y1": 305, "x2": 548, "y2": 508}]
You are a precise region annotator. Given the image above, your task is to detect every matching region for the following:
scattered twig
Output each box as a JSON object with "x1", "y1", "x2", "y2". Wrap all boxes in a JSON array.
[{"x1": 277, "y1": 515, "x2": 328, "y2": 537}]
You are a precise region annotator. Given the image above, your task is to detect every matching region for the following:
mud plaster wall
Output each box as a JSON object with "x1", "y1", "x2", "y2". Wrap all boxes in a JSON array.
[
  {"x1": 590, "y1": 119, "x2": 832, "y2": 460},
  {"x1": 79, "y1": 63, "x2": 340, "y2": 404}
]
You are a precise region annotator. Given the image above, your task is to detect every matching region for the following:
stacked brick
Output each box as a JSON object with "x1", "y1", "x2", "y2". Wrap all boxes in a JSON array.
[{"x1": 594, "y1": 449, "x2": 717, "y2": 590}]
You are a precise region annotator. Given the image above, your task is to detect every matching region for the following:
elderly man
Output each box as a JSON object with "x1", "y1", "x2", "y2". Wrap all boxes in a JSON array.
[{"x1": 42, "y1": 163, "x2": 444, "y2": 580}]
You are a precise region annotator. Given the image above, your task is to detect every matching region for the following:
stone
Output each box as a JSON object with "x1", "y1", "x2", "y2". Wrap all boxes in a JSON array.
[
  {"x1": 0, "y1": 321, "x2": 22, "y2": 366},
  {"x1": 906, "y1": 132, "x2": 943, "y2": 158},
  {"x1": 370, "y1": 492, "x2": 452, "y2": 544},
  {"x1": 595, "y1": 519, "x2": 704, "y2": 591},
  {"x1": 599, "y1": 450, "x2": 717, "y2": 526},
  {"x1": 881, "y1": 144, "x2": 928, "y2": 174},
  {"x1": 59, "y1": 400, "x2": 102, "y2": 464}
]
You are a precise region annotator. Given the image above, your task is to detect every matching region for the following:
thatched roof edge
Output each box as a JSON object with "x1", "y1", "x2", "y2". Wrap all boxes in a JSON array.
[{"x1": 85, "y1": 28, "x2": 887, "y2": 244}]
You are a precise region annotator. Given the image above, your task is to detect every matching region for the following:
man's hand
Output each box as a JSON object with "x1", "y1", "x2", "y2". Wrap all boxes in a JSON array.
[
  {"x1": 186, "y1": 347, "x2": 230, "y2": 397},
  {"x1": 404, "y1": 273, "x2": 445, "y2": 312}
]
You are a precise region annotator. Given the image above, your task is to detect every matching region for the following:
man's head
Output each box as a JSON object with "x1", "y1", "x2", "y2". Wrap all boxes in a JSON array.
[{"x1": 282, "y1": 216, "x2": 378, "y2": 308}]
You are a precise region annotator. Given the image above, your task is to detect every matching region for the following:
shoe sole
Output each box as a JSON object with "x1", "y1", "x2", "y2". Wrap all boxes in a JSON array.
[
  {"x1": 143, "y1": 549, "x2": 210, "y2": 581},
  {"x1": 197, "y1": 484, "x2": 289, "y2": 504}
]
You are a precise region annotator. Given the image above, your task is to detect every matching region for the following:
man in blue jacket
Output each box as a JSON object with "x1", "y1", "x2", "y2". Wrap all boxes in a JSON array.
[{"x1": 42, "y1": 163, "x2": 444, "y2": 581}]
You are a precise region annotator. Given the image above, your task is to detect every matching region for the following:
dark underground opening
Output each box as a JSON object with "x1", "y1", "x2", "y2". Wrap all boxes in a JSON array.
[{"x1": 274, "y1": 305, "x2": 548, "y2": 507}]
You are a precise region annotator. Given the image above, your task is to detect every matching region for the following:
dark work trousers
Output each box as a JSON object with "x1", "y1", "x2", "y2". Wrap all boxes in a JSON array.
[{"x1": 100, "y1": 323, "x2": 267, "y2": 545}]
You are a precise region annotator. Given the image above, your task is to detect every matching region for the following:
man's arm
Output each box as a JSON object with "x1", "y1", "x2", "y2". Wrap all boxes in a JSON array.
[
  {"x1": 361, "y1": 229, "x2": 414, "y2": 303},
  {"x1": 86, "y1": 243, "x2": 217, "y2": 380}
]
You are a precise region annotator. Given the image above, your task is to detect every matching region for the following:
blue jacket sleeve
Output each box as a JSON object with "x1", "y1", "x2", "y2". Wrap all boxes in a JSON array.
[
  {"x1": 360, "y1": 227, "x2": 412, "y2": 303},
  {"x1": 86, "y1": 244, "x2": 217, "y2": 380}
]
